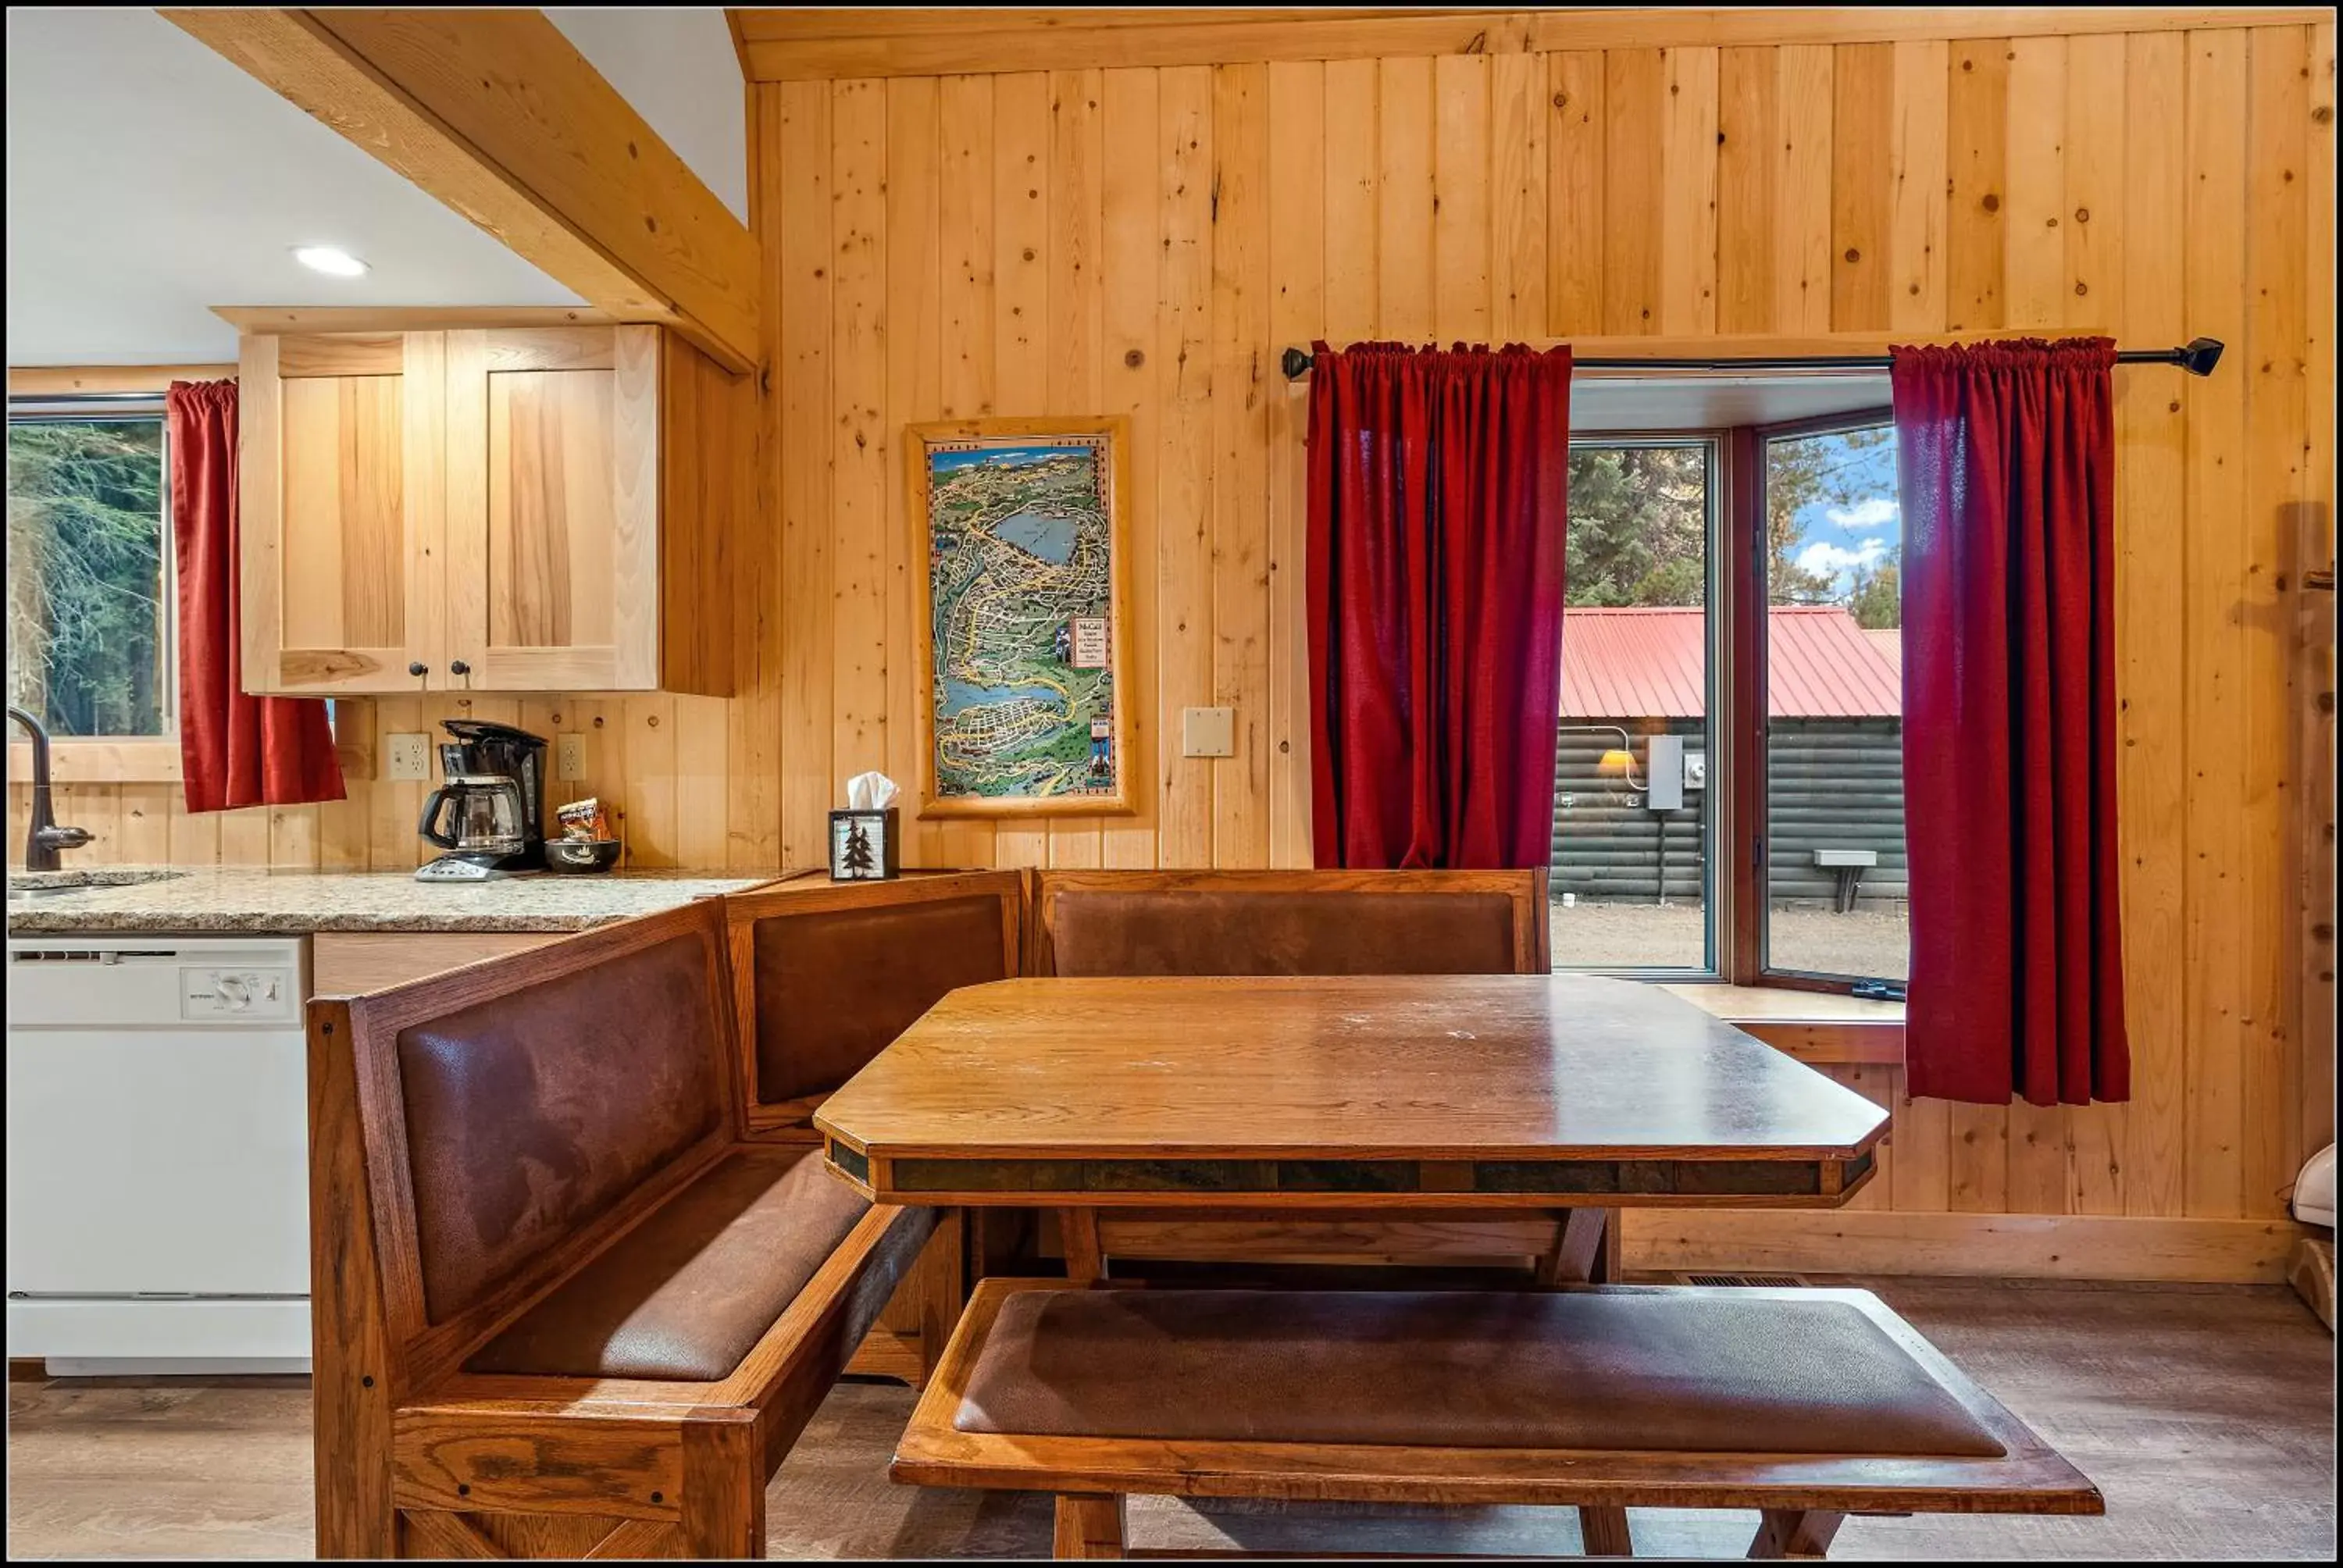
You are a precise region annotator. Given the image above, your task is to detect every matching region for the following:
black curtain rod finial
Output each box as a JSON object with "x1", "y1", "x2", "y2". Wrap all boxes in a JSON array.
[
  {"x1": 2179, "y1": 337, "x2": 2224, "y2": 377},
  {"x1": 1280, "y1": 346, "x2": 1314, "y2": 381}
]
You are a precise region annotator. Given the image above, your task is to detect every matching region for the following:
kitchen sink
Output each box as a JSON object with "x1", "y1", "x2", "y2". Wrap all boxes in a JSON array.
[{"x1": 6, "y1": 868, "x2": 186, "y2": 900}]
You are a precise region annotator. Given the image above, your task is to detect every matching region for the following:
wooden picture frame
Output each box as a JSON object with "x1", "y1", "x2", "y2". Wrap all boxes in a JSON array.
[{"x1": 906, "y1": 415, "x2": 1137, "y2": 819}]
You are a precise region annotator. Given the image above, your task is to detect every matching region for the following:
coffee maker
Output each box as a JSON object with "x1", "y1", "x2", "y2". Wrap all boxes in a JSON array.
[{"x1": 415, "y1": 719, "x2": 550, "y2": 882}]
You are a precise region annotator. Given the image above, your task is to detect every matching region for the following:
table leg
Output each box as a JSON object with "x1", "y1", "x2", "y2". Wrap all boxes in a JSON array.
[
  {"x1": 1060, "y1": 1208, "x2": 1106, "y2": 1285},
  {"x1": 1748, "y1": 1509, "x2": 1844, "y2": 1558},
  {"x1": 1578, "y1": 1505, "x2": 1634, "y2": 1556},
  {"x1": 1538, "y1": 1207, "x2": 1621, "y2": 1285},
  {"x1": 1054, "y1": 1492, "x2": 1127, "y2": 1558}
]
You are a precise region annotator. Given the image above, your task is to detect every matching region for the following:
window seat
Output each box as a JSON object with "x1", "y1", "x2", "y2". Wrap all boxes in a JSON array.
[{"x1": 1658, "y1": 984, "x2": 1905, "y2": 1065}]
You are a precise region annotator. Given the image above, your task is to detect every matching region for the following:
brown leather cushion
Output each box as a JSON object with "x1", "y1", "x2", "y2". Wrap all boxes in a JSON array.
[
  {"x1": 954, "y1": 1288, "x2": 2004, "y2": 1457},
  {"x1": 753, "y1": 894, "x2": 1014, "y2": 1102},
  {"x1": 1047, "y1": 889, "x2": 1522, "y2": 977},
  {"x1": 398, "y1": 932, "x2": 724, "y2": 1322},
  {"x1": 465, "y1": 1146, "x2": 897, "y2": 1381}
]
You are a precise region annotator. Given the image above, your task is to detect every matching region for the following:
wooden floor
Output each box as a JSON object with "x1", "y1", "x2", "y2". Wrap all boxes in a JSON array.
[{"x1": 8, "y1": 1278, "x2": 2332, "y2": 1559}]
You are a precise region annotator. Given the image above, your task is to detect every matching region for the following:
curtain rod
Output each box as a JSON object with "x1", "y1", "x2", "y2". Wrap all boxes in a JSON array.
[{"x1": 1277, "y1": 338, "x2": 2226, "y2": 381}]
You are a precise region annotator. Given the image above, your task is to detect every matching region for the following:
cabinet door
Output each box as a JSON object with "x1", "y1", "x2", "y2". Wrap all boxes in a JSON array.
[
  {"x1": 238, "y1": 333, "x2": 443, "y2": 693},
  {"x1": 444, "y1": 327, "x2": 660, "y2": 691}
]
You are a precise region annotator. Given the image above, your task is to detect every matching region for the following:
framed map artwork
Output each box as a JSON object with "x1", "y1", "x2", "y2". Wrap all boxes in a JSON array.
[{"x1": 907, "y1": 415, "x2": 1136, "y2": 818}]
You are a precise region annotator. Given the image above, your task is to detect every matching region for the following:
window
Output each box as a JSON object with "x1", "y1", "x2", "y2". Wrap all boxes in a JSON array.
[
  {"x1": 1756, "y1": 414, "x2": 1906, "y2": 989},
  {"x1": 5, "y1": 409, "x2": 172, "y2": 737},
  {"x1": 1552, "y1": 438, "x2": 1718, "y2": 973}
]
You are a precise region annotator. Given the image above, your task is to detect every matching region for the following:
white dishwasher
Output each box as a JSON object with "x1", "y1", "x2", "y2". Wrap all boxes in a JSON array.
[{"x1": 5, "y1": 934, "x2": 312, "y2": 1374}]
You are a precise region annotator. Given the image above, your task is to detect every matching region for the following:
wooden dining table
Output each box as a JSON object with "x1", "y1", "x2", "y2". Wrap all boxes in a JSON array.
[{"x1": 816, "y1": 973, "x2": 1889, "y2": 1281}]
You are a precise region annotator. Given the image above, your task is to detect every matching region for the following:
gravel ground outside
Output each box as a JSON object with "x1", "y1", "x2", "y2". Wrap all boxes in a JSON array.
[{"x1": 1550, "y1": 900, "x2": 1910, "y2": 978}]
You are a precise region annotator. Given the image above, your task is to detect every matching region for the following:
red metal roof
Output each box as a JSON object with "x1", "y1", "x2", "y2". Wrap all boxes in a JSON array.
[{"x1": 1560, "y1": 606, "x2": 1902, "y2": 719}]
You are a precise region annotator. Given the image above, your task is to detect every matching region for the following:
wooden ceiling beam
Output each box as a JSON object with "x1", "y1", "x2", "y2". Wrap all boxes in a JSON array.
[
  {"x1": 162, "y1": 9, "x2": 758, "y2": 373},
  {"x1": 728, "y1": 6, "x2": 2333, "y2": 80}
]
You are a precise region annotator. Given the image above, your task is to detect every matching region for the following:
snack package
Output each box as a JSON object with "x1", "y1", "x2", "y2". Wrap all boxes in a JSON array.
[{"x1": 556, "y1": 797, "x2": 612, "y2": 841}]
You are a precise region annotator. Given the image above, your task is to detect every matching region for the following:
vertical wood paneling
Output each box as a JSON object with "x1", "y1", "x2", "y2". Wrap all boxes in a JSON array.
[
  {"x1": 1602, "y1": 48, "x2": 1664, "y2": 333},
  {"x1": 778, "y1": 80, "x2": 834, "y2": 871},
  {"x1": 1324, "y1": 58, "x2": 1381, "y2": 340},
  {"x1": 884, "y1": 76, "x2": 943, "y2": 868},
  {"x1": 1888, "y1": 40, "x2": 1950, "y2": 333},
  {"x1": 831, "y1": 78, "x2": 890, "y2": 806},
  {"x1": 1266, "y1": 59, "x2": 1324, "y2": 869},
  {"x1": 1433, "y1": 53, "x2": 1492, "y2": 341},
  {"x1": 936, "y1": 73, "x2": 999, "y2": 869},
  {"x1": 2304, "y1": 20, "x2": 2338, "y2": 1166},
  {"x1": 731, "y1": 87, "x2": 786, "y2": 873},
  {"x1": 1716, "y1": 46, "x2": 1776, "y2": 333},
  {"x1": 1157, "y1": 66, "x2": 1215, "y2": 868},
  {"x1": 1489, "y1": 52, "x2": 1547, "y2": 341},
  {"x1": 1211, "y1": 62, "x2": 1271, "y2": 870},
  {"x1": 1047, "y1": 68, "x2": 1108, "y2": 870},
  {"x1": 1941, "y1": 34, "x2": 2010, "y2": 1213},
  {"x1": 2001, "y1": 37, "x2": 2069, "y2": 332},
  {"x1": 1828, "y1": 42, "x2": 1893, "y2": 330},
  {"x1": 2181, "y1": 27, "x2": 2250, "y2": 1220},
  {"x1": 1998, "y1": 30, "x2": 2073, "y2": 1218},
  {"x1": 1774, "y1": 45, "x2": 1835, "y2": 333},
  {"x1": 2240, "y1": 23, "x2": 2309, "y2": 1221},
  {"x1": 992, "y1": 71, "x2": 1054, "y2": 872},
  {"x1": 1945, "y1": 39, "x2": 2010, "y2": 332},
  {"x1": 1545, "y1": 51, "x2": 1605, "y2": 335},
  {"x1": 1100, "y1": 67, "x2": 1164, "y2": 869},
  {"x1": 2064, "y1": 30, "x2": 2131, "y2": 1217},
  {"x1": 2119, "y1": 32, "x2": 2191, "y2": 1218},
  {"x1": 1659, "y1": 46, "x2": 1720, "y2": 335},
  {"x1": 1377, "y1": 57, "x2": 1436, "y2": 342}
]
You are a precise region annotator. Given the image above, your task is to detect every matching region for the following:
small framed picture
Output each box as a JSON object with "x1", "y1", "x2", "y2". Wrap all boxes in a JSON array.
[{"x1": 828, "y1": 809, "x2": 900, "y2": 881}]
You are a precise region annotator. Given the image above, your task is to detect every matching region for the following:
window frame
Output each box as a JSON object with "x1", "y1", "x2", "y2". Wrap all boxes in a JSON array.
[
  {"x1": 1553, "y1": 429, "x2": 1730, "y2": 982},
  {"x1": 5, "y1": 390, "x2": 180, "y2": 754},
  {"x1": 1724, "y1": 404, "x2": 1905, "y2": 996}
]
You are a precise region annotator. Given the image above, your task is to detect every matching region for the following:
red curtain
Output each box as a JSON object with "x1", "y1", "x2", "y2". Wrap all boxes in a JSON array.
[
  {"x1": 169, "y1": 380, "x2": 345, "y2": 813},
  {"x1": 1891, "y1": 338, "x2": 2127, "y2": 1106},
  {"x1": 1304, "y1": 342, "x2": 1573, "y2": 869}
]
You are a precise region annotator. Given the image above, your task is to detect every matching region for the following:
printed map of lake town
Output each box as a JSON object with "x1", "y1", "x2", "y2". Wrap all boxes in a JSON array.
[{"x1": 924, "y1": 436, "x2": 1118, "y2": 801}]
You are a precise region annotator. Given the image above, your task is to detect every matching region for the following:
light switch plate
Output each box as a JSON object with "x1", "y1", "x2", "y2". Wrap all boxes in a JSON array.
[
  {"x1": 1181, "y1": 707, "x2": 1236, "y2": 758},
  {"x1": 557, "y1": 733, "x2": 588, "y2": 782},
  {"x1": 384, "y1": 732, "x2": 431, "y2": 782}
]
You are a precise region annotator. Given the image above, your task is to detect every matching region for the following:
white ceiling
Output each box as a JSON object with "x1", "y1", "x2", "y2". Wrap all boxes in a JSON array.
[{"x1": 4, "y1": 9, "x2": 745, "y2": 369}]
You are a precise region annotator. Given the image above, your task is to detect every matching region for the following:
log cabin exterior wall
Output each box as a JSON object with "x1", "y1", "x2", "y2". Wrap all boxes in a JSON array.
[{"x1": 9, "y1": 10, "x2": 2331, "y2": 1270}]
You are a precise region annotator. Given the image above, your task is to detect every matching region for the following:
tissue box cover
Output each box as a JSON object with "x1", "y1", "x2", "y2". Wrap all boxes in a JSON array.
[{"x1": 829, "y1": 808, "x2": 901, "y2": 881}]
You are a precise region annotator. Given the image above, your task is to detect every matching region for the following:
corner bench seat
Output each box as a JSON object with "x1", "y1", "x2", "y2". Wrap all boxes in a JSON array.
[
  {"x1": 897, "y1": 1280, "x2": 2102, "y2": 1560},
  {"x1": 467, "y1": 1145, "x2": 902, "y2": 1381}
]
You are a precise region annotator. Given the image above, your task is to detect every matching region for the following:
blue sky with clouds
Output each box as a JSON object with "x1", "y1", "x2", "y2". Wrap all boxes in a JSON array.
[{"x1": 1788, "y1": 434, "x2": 1901, "y2": 593}]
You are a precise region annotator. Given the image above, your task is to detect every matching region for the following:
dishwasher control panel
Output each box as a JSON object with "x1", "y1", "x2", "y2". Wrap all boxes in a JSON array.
[{"x1": 181, "y1": 968, "x2": 298, "y2": 1023}]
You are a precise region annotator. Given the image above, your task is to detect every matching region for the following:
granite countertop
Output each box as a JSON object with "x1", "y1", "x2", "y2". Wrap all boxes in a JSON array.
[{"x1": 4, "y1": 867, "x2": 778, "y2": 935}]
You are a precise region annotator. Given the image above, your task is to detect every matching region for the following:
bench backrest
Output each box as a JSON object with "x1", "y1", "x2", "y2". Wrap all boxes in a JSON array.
[
  {"x1": 1029, "y1": 868, "x2": 1549, "y2": 978},
  {"x1": 724, "y1": 871, "x2": 1023, "y2": 1138},
  {"x1": 330, "y1": 900, "x2": 739, "y2": 1384}
]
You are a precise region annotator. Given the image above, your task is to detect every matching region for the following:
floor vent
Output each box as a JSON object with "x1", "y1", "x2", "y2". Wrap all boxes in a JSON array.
[{"x1": 1675, "y1": 1272, "x2": 1811, "y2": 1288}]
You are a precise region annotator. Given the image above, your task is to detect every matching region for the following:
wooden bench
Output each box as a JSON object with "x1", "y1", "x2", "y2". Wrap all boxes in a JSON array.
[
  {"x1": 308, "y1": 898, "x2": 965, "y2": 1559},
  {"x1": 897, "y1": 1279, "x2": 2102, "y2": 1560}
]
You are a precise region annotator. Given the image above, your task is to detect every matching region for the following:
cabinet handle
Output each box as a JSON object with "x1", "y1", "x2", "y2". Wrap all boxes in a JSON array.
[
  {"x1": 407, "y1": 661, "x2": 429, "y2": 682},
  {"x1": 448, "y1": 660, "x2": 472, "y2": 686}
]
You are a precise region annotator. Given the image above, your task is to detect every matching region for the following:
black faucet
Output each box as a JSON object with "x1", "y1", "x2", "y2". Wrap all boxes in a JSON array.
[{"x1": 6, "y1": 706, "x2": 95, "y2": 871}]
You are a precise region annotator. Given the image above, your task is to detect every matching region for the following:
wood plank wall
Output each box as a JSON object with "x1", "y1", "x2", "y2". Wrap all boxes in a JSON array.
[{"x1": 10, "y1": 15, "x2": 2332, "y2": 1256}]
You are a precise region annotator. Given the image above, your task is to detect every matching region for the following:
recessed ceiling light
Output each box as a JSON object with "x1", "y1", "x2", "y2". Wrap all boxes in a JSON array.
[{"x1": 291, "y1": 245, "x2": 369, "y2": 278}]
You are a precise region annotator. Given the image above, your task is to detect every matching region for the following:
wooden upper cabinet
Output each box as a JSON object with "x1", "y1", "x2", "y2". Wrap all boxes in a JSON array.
[
  {"x1": 239, "y1": 332, "x2": 443, "y2": 694},
  {"x1": 238, "y1": 324, "x2": 740, "y2": 697}
]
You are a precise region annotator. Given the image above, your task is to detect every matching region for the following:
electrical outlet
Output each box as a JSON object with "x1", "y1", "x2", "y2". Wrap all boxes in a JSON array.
[
  {"x1": 1181, "y1": 707, "x2": 1236, "y2": 758},
  {"x1": 557, "y1": 733, "x2": 588, "y2": 782},
  {"x1": 384, "y1": 732, "x2": 431, "y2": 782}
]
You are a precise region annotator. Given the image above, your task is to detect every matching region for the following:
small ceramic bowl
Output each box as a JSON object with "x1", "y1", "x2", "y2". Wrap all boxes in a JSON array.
[{"x1": 544, "y1": 838, "x2": 622, "y2": 875}]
